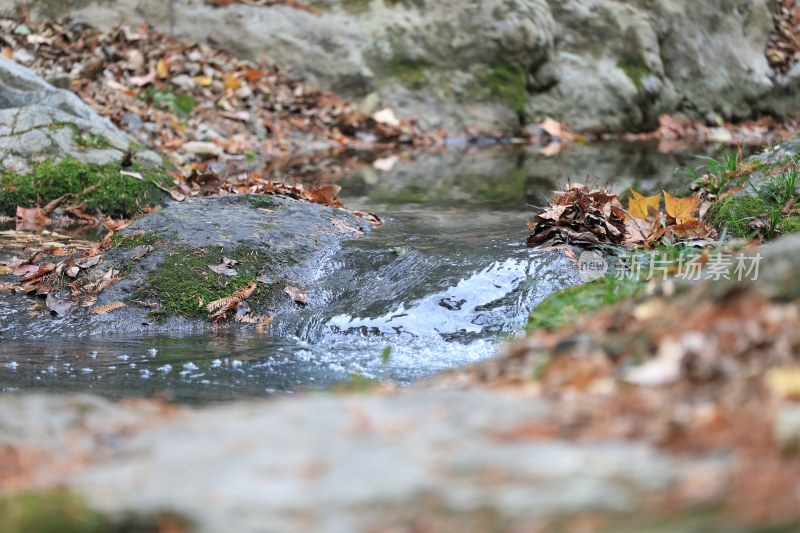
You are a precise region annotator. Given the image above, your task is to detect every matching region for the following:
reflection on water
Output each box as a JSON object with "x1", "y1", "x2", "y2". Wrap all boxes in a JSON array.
[{"x1": 0, "y1": 142, "x2": 703, "y2": 402}]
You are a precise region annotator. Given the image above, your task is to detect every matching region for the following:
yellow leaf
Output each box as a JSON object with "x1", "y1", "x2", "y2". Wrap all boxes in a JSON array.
[
  {"x1": 157, "y1": 59, "x2": 169, "y2": 79},
  {"x1": 663, "y1": 190, "x2": 701, "y2": 224},
  {"x1": 222, "y1": 72, "x2": 241, "y2": 91},
  {"x1": 193, "y1": 75, "x2": 213, "y2": 87},
  {"x1": 767, "y1": 367, "x2": 800, "y2": 399},
  {"x1": 627, "y1": 189, "x2": 660, "y2": 219}
]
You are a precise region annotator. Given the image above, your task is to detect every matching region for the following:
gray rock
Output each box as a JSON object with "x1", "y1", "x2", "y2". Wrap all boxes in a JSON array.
[
  {"x1": 0, "y1": 194, "x2": 371, "y2": 338},
  {"x1": 0, "y1": 58, "x2": 162, "y2": 171},
  {"x1": 0, "y1": 391, "x2": 731, "y2": 531}
]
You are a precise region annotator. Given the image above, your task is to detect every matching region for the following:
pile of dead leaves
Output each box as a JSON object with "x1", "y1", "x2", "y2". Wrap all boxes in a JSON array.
[
  {"x1": 527, "y1": 184, "x2": 716, "y2": 249},
  {"x1": 623, "y1": 189, "x2": 716, "y2": 247},
  {"x1": 767, "y1": 0, "x2": 800, "y2": 73},
  {"x1": 526, "y1": 184, "x2": 627, "y2": 247},
  {"x1": 0, "y1": 12, "x2": 433, "y2": 163},
  {"x1": 609, "y1": 114, "x2": 799, "y2": 152},
  {"x1": 0, "y1": 230, "x2": 114, "y2": 315}
]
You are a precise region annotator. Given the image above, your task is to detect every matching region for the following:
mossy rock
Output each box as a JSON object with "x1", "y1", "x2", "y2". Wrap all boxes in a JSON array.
[{"x1": 0, "y1": 156, "x2": 170, "y2": 217}]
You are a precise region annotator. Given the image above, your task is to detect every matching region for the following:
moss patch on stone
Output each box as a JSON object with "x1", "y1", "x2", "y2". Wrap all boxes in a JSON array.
[
  {"x1": 0, "y1": 156, "x2": 170, "y2": 217},
  {"x1": 0, "y1": 489, "x2": 109, "y2": 533},
  {"x1": 528, "y1": 276, "x2": 643, "y2": 332},
  {"x1": 109, "y1": 230, "x2": 166, "y2": 251},
  {"x1": 781, "y1": 215, "x2": 800, "y2": 234},
  {"x1": 140, "y1": 245, "x2": 276, "y2": 320},
  {"x1": 707, "y1": 195, "x2": 774, "y2": 238},
  {"x1": 388, "y1": 58, "x2": 429, "y2": 89},
  {"x1": 484, "y1": 62, "x2": 528, "y2": 118},
  {"x1": 617, "y1": 58, "x2": 649, "y2": 90},
  {"x1": 48, "y1": 122, "x2": 112, "y2": 150}
]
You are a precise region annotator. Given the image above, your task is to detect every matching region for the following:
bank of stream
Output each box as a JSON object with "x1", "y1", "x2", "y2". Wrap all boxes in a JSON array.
[{"x1": 0, "y1": 142, "x2": 708, "y2": 402}]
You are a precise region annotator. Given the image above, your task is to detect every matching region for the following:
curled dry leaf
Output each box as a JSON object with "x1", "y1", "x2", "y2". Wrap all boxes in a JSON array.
[{"x1": 284, "y1": 285, "x2": 308, "y2": 305}]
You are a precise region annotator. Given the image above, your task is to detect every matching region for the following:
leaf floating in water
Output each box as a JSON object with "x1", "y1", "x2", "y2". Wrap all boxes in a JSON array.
[{"x1": 284, "y1": 285, "x2": 308, "y2": 305}]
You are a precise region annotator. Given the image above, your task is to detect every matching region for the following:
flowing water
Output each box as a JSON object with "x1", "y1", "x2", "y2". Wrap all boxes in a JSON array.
[{"x1": 0, "y1": 143, "x2": 700, "y2": 402}]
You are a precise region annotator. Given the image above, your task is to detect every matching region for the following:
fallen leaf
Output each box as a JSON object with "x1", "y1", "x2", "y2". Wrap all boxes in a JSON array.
[
  {"x1": 77, "y1": 255, "x2": 102, "y2": 269},
  {"x1": 284, "y1": 285, "x2": 308, "y2": 305},
  {"x1": 129, "y1": 245, "x2": 153, "y2": 260},
  {"x1": 15, "y1": 206, "x2": 50, "y2": 228},
  {"x1": 372, "y1": 156, "x2": 398, "y2": 172},
  {"x1": 46, "y1": 292, "x2": 73, "y2": 317},
  {"x1": 156, "y1": 58, "x2": 169, "y2": 79},
  {"x1": 129, "y1": 71, "x2": 156, "y2": 87},
  {"x1": 372, "y1": 107, "x2": 400, "y2": 127},
  {"x1": 664, "y1": 190, "x2": 702, "y2": 224},
  {"x1": 91, "y1": 302, "x2": 125, "y2": 314},
  {"x1": 767, "y1": 367, "x2": 800, "y2": 400},
  {"x1": 627, "y1": 190, "x2": 661, "y2": 219}
]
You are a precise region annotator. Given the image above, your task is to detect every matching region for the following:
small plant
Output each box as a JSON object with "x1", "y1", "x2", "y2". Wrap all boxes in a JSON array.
[
  {"x1": 762, "y1": 156, "x2": 799, "y2": 206},
  {"x1": 143, "y1": 87, "x2": 195, "y2": 117},
  {"x1": 681, "y1": 145, "x2": 745, "y2": 196}
]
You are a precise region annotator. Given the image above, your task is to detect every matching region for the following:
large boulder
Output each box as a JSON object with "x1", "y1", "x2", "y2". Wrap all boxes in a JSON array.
[
  {"x1": 0, "y1": 194, "x2": 372, "y2": 338},
  {"x1": 2, "y1": 0, "x2": 796, "y2": 133},
  {"x1": 0, "y1": 57, "x2": 161, "y2": 173}
]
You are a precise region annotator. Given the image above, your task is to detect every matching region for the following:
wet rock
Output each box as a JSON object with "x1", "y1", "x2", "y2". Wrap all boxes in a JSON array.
[{"x1": 0, "y1": 194, "x2": 371, "y2": 338}]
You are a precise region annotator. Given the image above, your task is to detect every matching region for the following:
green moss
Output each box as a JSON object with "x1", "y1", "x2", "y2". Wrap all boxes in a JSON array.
[
  {"x1": 528, "y1": 276, "x2": 643, "y2": 332},
  {"x1": 0, "y1": 157, "x2": 170, "y2": 217},
  {"x1": 140, "y1": 246, "x2": 275, "y2": 320},
  {"x1": 49, "y1": 122, "x2": 112, "y2": 150},
  {"x1": 484, "y1": 62, "x2": 528, "y2": 118},
  {"x1": 781, "y1": 215, "x2": 800, "y2": 234},
  {"x1": 248, "y1": 195, "x2": 276, "y2": 210},
  {"x1": 617, "y1": 58, "x2": 650, "y2": 90},
  {"x1": 109, "y1": 230, "x2": 164, "y2": 251},
  {"x1": 706, "y1": 195, "x2": 773, "y2": 238},
  {"x1": 0, "y1": 489, "x2": 108, "y2": 533},
  {"x1": 388, "y1": 58, "x2": 429, "y2": 89},
  {"x1": 341, "y1": 0, "x2": 371, "y2": 14}
]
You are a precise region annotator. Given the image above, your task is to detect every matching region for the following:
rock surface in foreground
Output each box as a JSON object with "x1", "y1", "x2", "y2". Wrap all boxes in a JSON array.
[{"x1": 0, "y1": 391, "x2": 730, "y2": 532}]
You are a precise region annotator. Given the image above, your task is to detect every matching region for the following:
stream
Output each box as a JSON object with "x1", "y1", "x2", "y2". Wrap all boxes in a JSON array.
[{"x1": 0, "y1": 142, "x2": 702, "y2": 402}]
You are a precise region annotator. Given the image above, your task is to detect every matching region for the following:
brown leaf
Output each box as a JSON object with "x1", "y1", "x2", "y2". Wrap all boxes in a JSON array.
[
  {"x1": 46, "y1": 292, "x2": 72, "y2": 317},
  {"x1": 91, "y1": 302, "x2": 125, "y2": 314},
  {"x1": 284, "y1": 285, "x2": 308, "y2": 305},
  {"x1": 15, "y1": 206, "x2": 50, "y2": 229}
]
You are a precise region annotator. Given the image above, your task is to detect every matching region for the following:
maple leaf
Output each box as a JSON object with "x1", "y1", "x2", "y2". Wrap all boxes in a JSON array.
[
  {"x1": 627, "y1": 190, "x2": 661, "y2": 219},
  {"x1": 663, "y1": 191, "x2": 702, "y2": 224}
]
